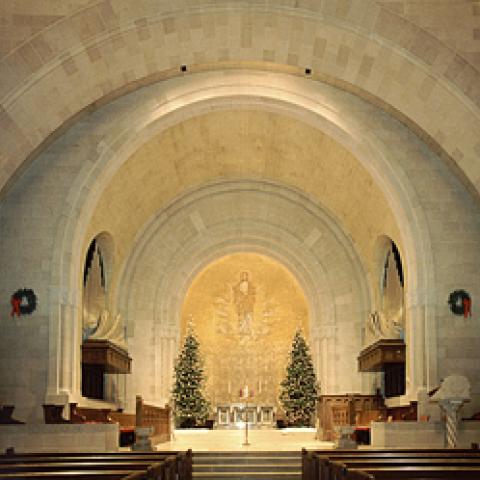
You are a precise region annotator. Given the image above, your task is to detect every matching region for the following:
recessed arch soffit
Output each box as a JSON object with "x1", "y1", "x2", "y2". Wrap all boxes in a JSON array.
[
  {"x1": 86, "y1": 108, "x2": 401, "y2": 299},
  {"x1": 1, "y1": 1, "x2": 480, "y2": 201}
]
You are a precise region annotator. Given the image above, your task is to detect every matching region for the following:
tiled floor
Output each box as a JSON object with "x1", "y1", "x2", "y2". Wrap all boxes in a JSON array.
[{"x1": 155, "y1": 428, "x2": 335, "y2": 451}]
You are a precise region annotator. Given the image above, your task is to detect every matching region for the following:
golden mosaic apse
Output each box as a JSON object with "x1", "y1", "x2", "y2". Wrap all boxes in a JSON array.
[{"x1": 180, "y1": 253, "x2": 310, "y2": 410}]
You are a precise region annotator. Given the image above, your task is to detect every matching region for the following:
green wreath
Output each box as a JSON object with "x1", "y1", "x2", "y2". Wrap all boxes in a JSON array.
[
  {"x1": 11, "y1": 288, "x2": 37, "y2": 315},
  {"x1": 448, "y1": 289, "x2": 470, "y2": 316}
]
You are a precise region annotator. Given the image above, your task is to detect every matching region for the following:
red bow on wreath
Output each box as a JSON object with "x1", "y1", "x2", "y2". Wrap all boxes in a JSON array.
[
  {"x1": 463, "y1": 297, "x2": 472, "y2": 318},
  {"x1": 10, "y1": 296, "x2": 21, "y2": 317}
]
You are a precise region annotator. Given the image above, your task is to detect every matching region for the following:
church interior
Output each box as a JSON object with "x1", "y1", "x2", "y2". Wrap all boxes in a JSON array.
[{"x1": 1, "y1": 1, "x2": 480, "y2": 478}]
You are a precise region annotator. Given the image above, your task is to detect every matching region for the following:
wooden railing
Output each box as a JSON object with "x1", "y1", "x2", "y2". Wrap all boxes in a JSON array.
[
  {"x1": 317, "y1": 393, "x2": 386, "y2": 441},
  {"x1": 135, "y1": 396, "x2": 171, "y2": 443},
  {"x1": 69, "y1": 396, "x2": 171, "y2": 445}
]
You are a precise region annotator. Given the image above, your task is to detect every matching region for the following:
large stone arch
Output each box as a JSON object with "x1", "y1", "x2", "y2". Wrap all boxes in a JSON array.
[
  {"x1": 2, "y1": 70, "x2": 480, "y2": 421},
  {"x1": 1, "y1": 1, "x2": 480, "y2": 199},
  {"x1": 116, "y1": 179, "x2": 371, "y2": 407},
  {"x1": 41, "y1": 71, "x2": 450, "y2": 407}
]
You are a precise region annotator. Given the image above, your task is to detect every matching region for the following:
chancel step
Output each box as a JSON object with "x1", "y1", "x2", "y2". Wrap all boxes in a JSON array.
[{"x1": 193, "y1": 451, "x2": 301, "y2": 480}]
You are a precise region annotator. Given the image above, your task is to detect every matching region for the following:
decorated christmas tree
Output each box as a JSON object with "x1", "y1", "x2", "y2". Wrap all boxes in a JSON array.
[
  {"x1": 279, "y1": 329, "x2": 318, "y2": 426},
  {"x1": 172, "y1": 324, "x2": 210, "y2": 427}
]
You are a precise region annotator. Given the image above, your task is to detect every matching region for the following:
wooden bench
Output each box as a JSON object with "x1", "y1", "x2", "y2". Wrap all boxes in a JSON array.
[
  {"x1": 0, "y1": 453, "x2": 173, "y2": 463},
  {"x1": 329, "y1": 460, "x2": 480, "y2": 480},
  {"x1": 0, "y1": 462, "x2": 170, "y2": 480},
  {"x1": 0, "y1": 471, "x2": 147, "y2": 479},
  {"x1": 302, "y1": 448, "x2": 480, "y2": 480},
  {"x1": 0, "y1": 450, "x2": 192, "y2": 480},
  {"x1": 0, "y1": 460, "x2": 178, "y2": 480}
]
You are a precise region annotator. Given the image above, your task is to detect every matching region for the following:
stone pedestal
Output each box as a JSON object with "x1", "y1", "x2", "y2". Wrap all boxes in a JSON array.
[
  {"x1": 132, "y1": 426, "x2": 153, "y2": 451},
  {"x1": 335, "y1": 425, "x2": 357, "y2": 449}
]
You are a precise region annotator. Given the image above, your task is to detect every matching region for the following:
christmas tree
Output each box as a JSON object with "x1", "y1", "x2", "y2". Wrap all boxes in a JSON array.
[
  {"x1": 172, "y1": 325, "x2": 210, "y2": 427},
  {"x1": 279, "y1": 329, "x2": 318, "y2": 426}
]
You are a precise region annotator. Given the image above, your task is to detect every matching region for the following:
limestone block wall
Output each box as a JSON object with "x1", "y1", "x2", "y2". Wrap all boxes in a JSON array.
[
  {"x1": 3, "y1": 1, "x2": 480, "y2": 71},
  {"x1": 0, "y1": 107, "x2": 109, "y2": 419},
  {"x1": 371, "y1": 420, "x2": 480, "y2": 448},
  {"x1": 0, "y1": 1, "x2": 95, "y2": 59},
  {"x1": 0, "y1": 318, "x2": 48, "y2": 423},
  {"x1": 0, "y1": 128, "x2": 95, "y2": 420},
  {"x1": 378, "y1": 0, "x2": 480, "y2": 70},
  {"x1": 0, "y1": 424, "x2": 119, "y2": 453}
]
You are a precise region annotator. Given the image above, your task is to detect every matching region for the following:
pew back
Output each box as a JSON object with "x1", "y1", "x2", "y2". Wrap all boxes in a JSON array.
[
  {"x1": 303, "y1": 448, "x2": 480, "y2": 480},
  {"x1": 0, "y1": 450, "x2": 192, "y2": 480}
]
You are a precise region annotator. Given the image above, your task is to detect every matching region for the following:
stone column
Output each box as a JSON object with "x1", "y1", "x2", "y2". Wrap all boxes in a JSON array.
[
  {"x1": 439, "y1": 399, "x2": 465, "y2": 448},
  {"x1": 405, "y1": 301, "x2": 426, "y2": 397},
  {"x1": 316, "y1": 324, "x2": 336, "y2": 393},
  {"x1": 430, "y1": 375, "x2": 470, "y2": 448},
  {"x1": 59, "y1": 303, "x2": 73, "y2": 395},
  {"x1": 60, "y1": 302, "x2": 81, "y2": 398},
  {"x1": 132, "y1": 426, "x2": 153, "y2": 451},
  {"x1": 156, "y1": 325, "x2": 179, "y2": 405},
  {"x1": 46, "y1": 295, "x2": 78, "y2": 411}
]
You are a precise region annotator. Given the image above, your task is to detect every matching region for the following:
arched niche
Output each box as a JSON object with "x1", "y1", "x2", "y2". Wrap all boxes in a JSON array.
[
  {"x1": 359, "y1": 235, "x2": 408, "y2": 399},
  {"x1": 80, "y1": 231, "x2": 129, "y2": 405},
  {"x1": 179, "y1": 251, "x2": 312, "y2": 411},
  {"x1": 367, "y1": 235, "x2": 406, "y2": 344},
  {"x1": 82, "y1": 232, "x2": 114, "y2": 339}
]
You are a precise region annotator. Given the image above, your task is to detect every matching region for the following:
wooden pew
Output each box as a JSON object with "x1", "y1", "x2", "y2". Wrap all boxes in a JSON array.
[
  {"x1": 302, "y1": 448, "x2": 480, "y2": 468},
  {"x1": 343, "y1": 471, "x2": 373, "y2": 480},
  {"x1": 319, "y1": 456, "x2": 480, "y2": 479},
  {"x1": 0, "y1": 450, "x2": 192, "y2": 473},
  {"x1": 0, "y1": 450, "x2": 192, "y2": 480},
  {"x1": 0, "y1": 461, "x2": 168, "y2": 480},
  {"x1": 123, "y1": 473, "x2": 148, "y2": 480},
  {"x1": 0, "y1": 453, "x2": 174, "y2": 464},
  {"x1": 302, "y1": 448, "x2": 480, "y2": 480},
  {"x1": 0, "y1": 471, "x2": 144, "y2": 479},
  {"x1": 329, "y1": 460, "x2": 480, "y2": 480},
  {"x1": 0, "y1": 459, "x2": 167, "y2": 472}
]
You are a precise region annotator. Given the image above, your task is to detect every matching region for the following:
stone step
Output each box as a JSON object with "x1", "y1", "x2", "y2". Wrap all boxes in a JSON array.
[
  {"x1": 194, "y1": 451, "x2": 300, "y2": 457},
  {"x1": 193, "y1": 451, "x2": 301, "y2": 460},
  {"x1": 193, "y1": 473, "x2": 300, "y2": 480},
  {"x1": 194, "y1": 456, "x2": 300, "y2": 465},
  {"x1": 194, "y1": 463, "x2": 300, "y2": 472},
  {"x1": 192, "y1": 451, "x2": 301, "y2": 480}
]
